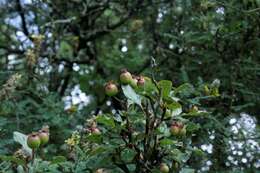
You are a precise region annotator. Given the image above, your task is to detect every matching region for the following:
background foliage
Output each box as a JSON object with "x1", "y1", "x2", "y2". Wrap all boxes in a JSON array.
[{"x1": 0, "y1": 0, "x2": 259, "y2": 172}]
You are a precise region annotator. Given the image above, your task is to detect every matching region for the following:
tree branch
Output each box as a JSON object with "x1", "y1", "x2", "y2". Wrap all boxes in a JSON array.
[{"x1": 16, "y1": 0, "x2": 30, "y2": 37}]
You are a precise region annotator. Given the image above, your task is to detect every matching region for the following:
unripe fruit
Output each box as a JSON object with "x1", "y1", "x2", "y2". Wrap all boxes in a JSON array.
[
  {"x1": 95, "y1": 168, "x2": 105, "y2": 173},
  {"x1": 170, "y1": 122, "x2": 185, "y2": 136},
  {"x1": 120, "y1": 69, "x2": 133, "y2": 84},
  {"x1": 27, "y1": 133, "x2": 41, "y2": 149},
  {"x1": 130, "y1": 76, "x2": 138, "y2": 88},
  {"x1": 137, "y1": 76, "x2": 145, "y2": 87},
  {"x1": 189, "y1": 105, "x2": 198, "y2": 113},
  {"x1": 38, "y1": 130, "x2": 49, "y2": 145},
  {"x1": 105, "y1": 82, "x2": 118, "y2": 96},
  {"x1": 203, "y1": 85, "x2": 210, "y2": 95},
  {"x1": 91, "y1": 127, "x2": 101, "y2": 135},
  {"x1": 160, "y1": 163, "x2": 169, "y2": 173},
  {"x1": 174, "y1": 6, "x2": 183, "y2": 16},
  {"x1": 170, "y1": 124, "x2": 180, "y2": 136},
  {"x1": 179, "y1": 126, "x2": 186, "y2": 136}
]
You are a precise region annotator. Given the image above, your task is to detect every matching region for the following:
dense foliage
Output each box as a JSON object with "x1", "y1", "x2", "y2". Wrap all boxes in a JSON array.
[{"x1": 0, "y1": 0, "x2": 259, "y2": 172}]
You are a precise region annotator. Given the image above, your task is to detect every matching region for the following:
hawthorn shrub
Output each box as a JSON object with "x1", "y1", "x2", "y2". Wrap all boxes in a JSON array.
[
  {"x1": 73, "y1": 72, "x2": 221, "y2": 173},
  {"x1": 0, "y1": 70, "x2": 223, "y2": 173}
]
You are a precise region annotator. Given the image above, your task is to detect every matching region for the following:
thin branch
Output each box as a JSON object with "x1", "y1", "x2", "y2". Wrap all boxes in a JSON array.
[{"x1": 16, "y1": 0, "x2": 30, "y2": 37}]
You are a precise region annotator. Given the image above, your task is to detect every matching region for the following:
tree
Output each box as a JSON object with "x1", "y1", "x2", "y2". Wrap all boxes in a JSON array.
[{"x1": 0, "y1": 0, "x2": 259, "y2": 172}]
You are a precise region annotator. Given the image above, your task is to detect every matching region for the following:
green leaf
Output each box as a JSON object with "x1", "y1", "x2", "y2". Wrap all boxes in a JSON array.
[
  {"x1": 51, "y1": 156, "x2": 67, "y2": 164},
  {"x1": 13, "y1": 131, "x2": 32, "y2": 156},
  {"x1": 86, "y1": 133, "x2": 102, "y2": 143},
  {"x1": 175, "y1": 83, "x2": 195, "y2": 97},
  {"x1": 57, "y1": 41, "x2": 73, "y2": 58},
  {"x1": 159, "y1": 138, "x2": 176, "y2": 146},
  {"x1": 122, "y1": 85, "x2": 142, "y2": 106},
  {"x1": 167, "y1": 102, "x2": 182, "y2": 116},
  {"x1": 171, "y1": 149, "x2": 191, "y2": 163},
  {"x1": 89, "y1": 146, "x2": 108, "y2": 156},
  {"x1": 96, "y1": 114, "x2": 115, "y2": 128},
  {"x1": 186, "y1": 122, "x2": 201, "y2": 133},
  {"x1": 158, "y1": 80, "x2": 172, "y2": 99},
  {"x1": 156, "y1": 122, "x2": 170, "y2": 136},
  {"x1": 0, "y1": 155, "x2": 26, "y2": 166},
  {"x1": 121, "y1": 148, "x2": 136, "y2": 162}
]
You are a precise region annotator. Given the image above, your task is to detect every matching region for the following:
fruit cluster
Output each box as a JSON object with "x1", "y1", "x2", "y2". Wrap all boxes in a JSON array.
[
  {"x1": 170, "y1": 122, "x2": 186, "y2": 137},
  {"x1": 104, "y1": 69, "x2": 145, "y2": 97},
  {"x1": 27, "y1": 126, "x2": 49, "y2": 149}
]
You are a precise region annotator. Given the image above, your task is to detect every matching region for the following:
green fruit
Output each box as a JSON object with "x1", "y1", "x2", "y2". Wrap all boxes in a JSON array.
[
  {"x1": 204, "y1": 85, "x2": 210, "y2": 95},
  {"x1": 179, "y1": 126, "x2": 186, "y2": 136},
  {"x1": 27, "y1": 133, "x2": 41, "y2": 149},
  {"x1": 120, "y1": 69, "x2": 132, "y2": 84},
  {"x1": 130, "y1": 77, "x2": 138, "y2": 88},
  {"x1": 105, "y1": 82, "x2": 118, "y2": 96},
  {"x1": 160, "y1": 163, "x2": 169, "y2": 173},
  {"x1": 174, "y1": 6, "x2": 183, "y2": 16},
  {"x1": 91, "y1": 128, "x2": 101, "y2": 135},
  {"x1": 38, "y1": 130, "x2": 49, "y2": 145},
  {"x1": 95, "y1": 168, "x2": 105, "y2": 173},
  {"x1": 189, "y1": 105, "x2": 198, "y2": 113}
]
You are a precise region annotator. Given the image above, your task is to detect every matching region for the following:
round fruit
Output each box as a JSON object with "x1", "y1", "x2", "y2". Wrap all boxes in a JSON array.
[
  {"x1": 120, "y1": 69, "x2": 132, "y2": 84},
  {"x1": 105, "y1": 82, "x2": 118, "y2": 96},
  {"x1": 130, "y1": 76, "x2": 138, "y2": 88},
  {"x1": 38, "y1": 130, "x2": 49, "y2": 145},
  {"x1": 174, "y1": 6, "x2": 183, "y2": 16},
  {"x1": 27, "y1": 133, "x2": 41, "y2": 149},
  {"x1": 204, "y1": 85, "x2": 210, "y2": 95},
  {"x1": 179, "y1": 126, "x2": 186, "y2": 136},
  {"x1": 170, "y1": 124, "x2": 180, "y2": 136},
  {"x1": 137, "y1": 76, "x2": 145, "y2": 87},
  {"x1": 95, "y1": 168, "x2": 105, "y2": 173},
  {"x1": 160, "y1": 163, "x2": 169, "y2": 173},
  {"x1": 170, "y1": 122, "x2": 185, "y2": 136},
  {"x1": 91, "y1": 128, "x2": 101, "y2": 135},
  {"x1": 189, "y1": 105, "x2": 198, "y2": 113}
]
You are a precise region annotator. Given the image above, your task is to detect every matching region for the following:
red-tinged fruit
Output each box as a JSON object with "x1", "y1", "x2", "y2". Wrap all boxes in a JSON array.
[
  {"x1": 27, "y1": 132, "x2": 41, "y2": 149},
  {"x1": 105, "y1": 82, "x2": 118, "y2": 96},
  {"x1": 170, "y1": 124, "x2": 180, "y2": 136},
  {"x1": 170, "y1": 122, "x2": 185, "y2": 136},
  {"x1": 160, "y1": 163, "x2": 169, "y2": 173},
  {"x1": 137, "y1": 76, "x2": 145, "y2": 87},
  {"x1": 91, "y1": 127, "x2": 101, "y2": 135},
  {"x1": 120, "y1": 69, "x2": 133, "y2": 84}
]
